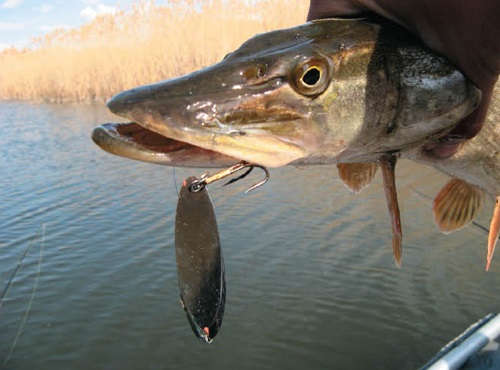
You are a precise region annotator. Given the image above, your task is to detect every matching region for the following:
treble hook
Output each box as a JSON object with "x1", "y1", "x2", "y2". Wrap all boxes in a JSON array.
[{"x1": 189, "y1": 161, "x2": 270, "y2": 194}]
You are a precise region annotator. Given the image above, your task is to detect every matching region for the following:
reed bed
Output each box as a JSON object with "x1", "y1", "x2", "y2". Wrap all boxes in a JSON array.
[{"x1": 0, "y1": 0, "x2": 308, "y2": 103}]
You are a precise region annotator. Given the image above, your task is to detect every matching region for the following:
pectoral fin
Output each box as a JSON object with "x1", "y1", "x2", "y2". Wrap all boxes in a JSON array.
[
  {"x1": 486, "y1": 197, "x2": 500, "y2": 271},
  {"x1": 379, "y1": 156, "x2": 402, "y2": 267},
  {"x1": 337, "y1": 162, "x2": 378, "y2": 193},
  {"x1": 432, "y1": 179, "x2": 483, "y2": 233}
]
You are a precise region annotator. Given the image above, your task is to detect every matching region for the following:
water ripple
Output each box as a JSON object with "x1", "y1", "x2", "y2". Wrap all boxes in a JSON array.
[{"x1": 0, "y1": 102, "x2": 499, "y2": 370}]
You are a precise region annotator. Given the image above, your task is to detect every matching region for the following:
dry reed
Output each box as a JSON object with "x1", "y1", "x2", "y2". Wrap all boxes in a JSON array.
[{"x1": 0, "y1": 0, "x2": 308, "y2": 103}]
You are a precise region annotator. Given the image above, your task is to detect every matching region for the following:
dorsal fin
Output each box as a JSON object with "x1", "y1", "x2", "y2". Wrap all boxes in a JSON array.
[
  {"x1": 337, "y1": 163, "x2": 378, "y2": 193},
  {"x1": 486, "y1": 196, "x2": 500, "y2": 271},
  {"x1": 432, "y1": 178, "x2": 483, "y2": 233}
]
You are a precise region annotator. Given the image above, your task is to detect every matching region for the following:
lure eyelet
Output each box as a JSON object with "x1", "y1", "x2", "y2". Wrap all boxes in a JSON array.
[
  {"x1": 189, "y1": 180, "x2": 206, "y2": 193},
  {"x1": 188, "y1": 161, "x2": 269, "y2": 194}
]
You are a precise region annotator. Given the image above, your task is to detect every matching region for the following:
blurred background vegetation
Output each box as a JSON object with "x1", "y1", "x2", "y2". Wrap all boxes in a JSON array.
[{"x1": 0, "y1": 0, "x2": 308, "y2": 103}]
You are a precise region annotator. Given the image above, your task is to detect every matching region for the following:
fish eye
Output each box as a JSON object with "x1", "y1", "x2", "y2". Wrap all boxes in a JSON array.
[{"x1": 292, "y1": 58, "x2": 331, "y2": 97}]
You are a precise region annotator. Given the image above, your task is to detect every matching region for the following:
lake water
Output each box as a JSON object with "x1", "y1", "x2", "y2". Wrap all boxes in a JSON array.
[{"x1": 1, "y1": 101, "x2": 498, "y2": 370}]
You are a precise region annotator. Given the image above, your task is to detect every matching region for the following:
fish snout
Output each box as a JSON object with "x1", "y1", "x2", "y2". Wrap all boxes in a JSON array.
[
  {"x1": 107, "y1": 84, "x2": 161, "y2": 116},
  {"x1": 106, "y1": 91, "x2": 127, "y2": 115}
]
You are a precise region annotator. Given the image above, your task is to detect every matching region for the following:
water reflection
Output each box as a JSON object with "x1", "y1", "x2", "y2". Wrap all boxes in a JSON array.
[{"x1": 0, "y1": 101, "x2": 498, "y2": 370}]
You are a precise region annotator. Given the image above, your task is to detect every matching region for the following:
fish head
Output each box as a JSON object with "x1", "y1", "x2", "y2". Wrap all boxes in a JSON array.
[{"x1": 99, "y1": 18, "x2": 481, "y2": 167}]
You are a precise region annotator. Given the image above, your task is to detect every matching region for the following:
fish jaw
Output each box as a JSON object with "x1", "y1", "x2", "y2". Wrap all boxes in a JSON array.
[
  {"x1": 106, "y1": 62, "x2": 322, "y2": 168},
  {"x1": 91, "y1": 122, "x2": 239, "y2": 168}
]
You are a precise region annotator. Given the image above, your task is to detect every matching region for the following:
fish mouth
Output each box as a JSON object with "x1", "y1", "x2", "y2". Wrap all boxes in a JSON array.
[
  {"x1": 125, "y1": 110, "x2": 308, "y2": 168},
  {"x1": 99, "y1": 59, "x2": 316, "y2": 168},
  {"x1": 92, "y1": 114, "x2": 308, "y2": 168},
  {"x1": 105, "y1": 99, "x2": 309, "y2": 168},
  {"x1": 92, "y1": 122, "x2": 238, "y2": 168}
]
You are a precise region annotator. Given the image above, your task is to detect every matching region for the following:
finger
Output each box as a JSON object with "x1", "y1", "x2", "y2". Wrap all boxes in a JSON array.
[{"x1": 307, "y1": 0, "x2": 365, "y2": 21}]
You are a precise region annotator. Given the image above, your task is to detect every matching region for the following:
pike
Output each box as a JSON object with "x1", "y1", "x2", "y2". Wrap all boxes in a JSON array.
[{"x1": 92, "y1": 18, "x2": 499, "y2": 268}]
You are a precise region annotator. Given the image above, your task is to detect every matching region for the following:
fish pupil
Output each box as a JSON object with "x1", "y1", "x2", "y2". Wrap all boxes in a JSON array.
[{"x1": 302, "y1": 67, "x2": 320, "y2": 86}]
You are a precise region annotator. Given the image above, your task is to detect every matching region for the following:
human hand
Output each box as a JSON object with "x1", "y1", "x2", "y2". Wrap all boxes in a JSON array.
[{"x1": 308, "y1": 0, "x2": 499, "y2": 158}]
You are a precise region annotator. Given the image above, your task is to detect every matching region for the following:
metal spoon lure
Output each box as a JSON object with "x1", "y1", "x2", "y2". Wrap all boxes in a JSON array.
[{"x1": 174, "y1": 161, "x2": 269, "y2": 343}]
